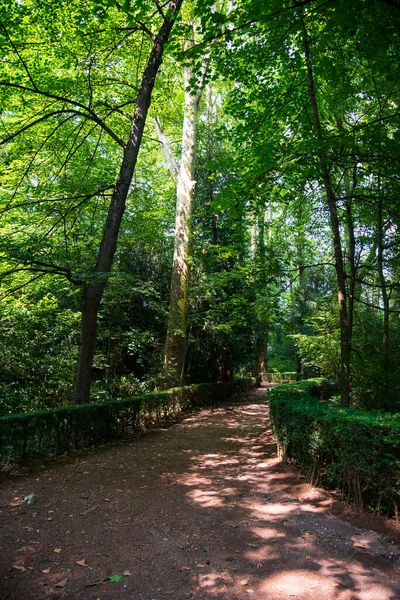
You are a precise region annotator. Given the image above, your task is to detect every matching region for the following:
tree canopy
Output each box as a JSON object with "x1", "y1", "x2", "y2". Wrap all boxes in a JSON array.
[{"x1": 1, "y1": 0, "x2": 400, "y2": 413}]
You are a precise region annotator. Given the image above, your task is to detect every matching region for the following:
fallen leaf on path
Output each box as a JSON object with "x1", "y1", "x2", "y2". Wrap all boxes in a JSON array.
[
  {"x1": 13, "y1": 565, "x2": 27, "y2": 572},
  {"x1": 76, "y1": 559, "x2": 89, "y2": 567},
  {"x1": 123, "y1": 570, "x2": 132, "y2": 576},
  {"x1": 42, "y1": 569, "x2": 50, "y2": 574},
  {"x1": 351, "y1": 536, "x2": 371, "y2": 549},
  {"x1": 54, "y1": 548, "x2": 62, "y2": 553},
  {"x1": 196, "y1": 564, "x2": 206, "y2": 568},
  {"x1": 55, "y1": 576, "x2": 70, "y2": 588},
  {"x1": 240, "y1": 579, "x2": 249, "y2": 586},
  {"x1": 180, "y1": 566, "x2": 191, "y2": 571},
  {"x1": 102, "y1": 498, "x2": 111, "y2": 502}
]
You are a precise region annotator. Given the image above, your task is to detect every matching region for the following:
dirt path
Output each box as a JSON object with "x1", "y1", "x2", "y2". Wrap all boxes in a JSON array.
[{"x1": 0, "y1": 386, "x2": 399, "y2": 600}]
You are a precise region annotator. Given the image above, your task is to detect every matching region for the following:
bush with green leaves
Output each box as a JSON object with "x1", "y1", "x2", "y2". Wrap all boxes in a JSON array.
[
  {"x1": 269, "y1": 379, "x2": 400, "y2": 518},
  {"x1": 262, "y1": 372, "x2": 300, "y2": 383},
  {"x1": 0, "y1": 378, "x2": 256, "y2": 465}
]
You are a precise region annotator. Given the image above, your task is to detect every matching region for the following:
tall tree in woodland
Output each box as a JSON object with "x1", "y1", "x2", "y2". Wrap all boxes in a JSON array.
[
  {"x1": 153, "y1": 31, "x2": 204, "y2": 386},
  {"x1": 74, "y1": 1, "x2": 184, "y2": 403},
  {"x1": 300, "y1": 15, "x2": 351, "y2": 407},
  {"x1": 0, "y1": 0, "x2": 184, "y2": 404}
]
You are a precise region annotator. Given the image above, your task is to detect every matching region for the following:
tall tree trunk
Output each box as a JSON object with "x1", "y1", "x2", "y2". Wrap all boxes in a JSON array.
[
  {"x1": 257, "y1": 208, "x2": 269, "y2": 374},
  {"x1": 295, "y1": 200, "x2": 306, "y2": 380},
  {"x1": 336, "y1": 117, "x2": 357, "y2": 352},
  {"x1": 302, "y1": 21, "x2": 351, "y2": 407},
  {"x1": 344, "y1": 167, "x2": 357, "y2": 350},
  {"x1": 206, "y1": 85, "x2": 220, "y2": 245},
  {"x1": 377, "y1": 186, "x2": 390, "y2": 394},
  {"x1": 154, "y1": 58, "x2": 202, "y2": 386},
  {"x1": 73, "y1": 1, "x2": 183, "y2": 404},
  {"x1": 252, "y1": 203, "x2": 269, "y2": 375}
]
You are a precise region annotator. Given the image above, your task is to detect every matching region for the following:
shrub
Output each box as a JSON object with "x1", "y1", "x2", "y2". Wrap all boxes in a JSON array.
[
  {"x1": 262, "y1": 372, "x2": 301, "y2": 383},
  {"x1": 0, "y1": 378, "x2": 256, "y2": 465},
  {"x1": 269, "y1": 379, "x2": 400, "y2": 518}
]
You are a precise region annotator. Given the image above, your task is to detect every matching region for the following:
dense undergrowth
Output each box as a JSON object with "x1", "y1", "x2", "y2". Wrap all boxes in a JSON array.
[
  {"x1": 0, "y1": 378, "x2": 256, "y2": 466},
  {"x1": 269, "y1": 380, "x2": 400, "y2": 519}
]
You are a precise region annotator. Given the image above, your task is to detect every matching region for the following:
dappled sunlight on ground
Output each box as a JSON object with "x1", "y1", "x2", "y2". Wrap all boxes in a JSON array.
[
  {"x1": 0, "y1": 387, "x2": 399, "y2": 599},
  {"x1": 172, "y1": 391, "x2": 400, "y2": 600}
]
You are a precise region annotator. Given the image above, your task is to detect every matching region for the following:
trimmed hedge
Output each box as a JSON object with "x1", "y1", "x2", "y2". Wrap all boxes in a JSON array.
[
  {"x1": 262, "y1": 372, "x2": 303, "y2": 383},
  {"x1": 269, "y1": 379, "x2": 400, "y2": 517},
  {"x1": 0, "y1": 378, "x2": 257, "y2": 465}
]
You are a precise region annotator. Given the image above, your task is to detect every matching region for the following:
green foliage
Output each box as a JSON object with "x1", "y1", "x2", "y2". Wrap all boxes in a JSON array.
[
  {"x1": 0, "y1": 378, "x2": 256, "y2": 465},
  {"x1": 0, "y1": 285, "x2": 80, "y2": 414},
  {"x1": 267, "y1": 358, "x2": 296, "y2": 373},
  {"x1": 262, "y1": 372, "x2": 300, "y2": 383},
  {"x1": 24, "y1": 492, "x2": 36, "y2": 505},
  {"x1": 269, "y1": 380, "x2": 400, "y2": 517},
  {"x1": 108, "y1": 574, "x2": 124, "y2": 584},
  {"x1": 292, "y1": 304, "x2": 340, "y2": 381},
  {"x1": 1, "y1": 0, "x2": 400, "y2": 412}
]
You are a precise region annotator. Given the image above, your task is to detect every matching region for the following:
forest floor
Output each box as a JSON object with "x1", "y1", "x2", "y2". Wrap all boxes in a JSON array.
[{"x1": 0, "y1": 385, "x2": 399, "y2": 600}]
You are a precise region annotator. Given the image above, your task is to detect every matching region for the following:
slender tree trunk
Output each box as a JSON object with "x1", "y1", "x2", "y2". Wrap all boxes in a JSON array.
[
  {"x1": 336, "y1": 118, "x2": 357, "y2": 351},
  {"x1": 206, "y1": 85, "x2": 220, "y2": 245},
  {"x1": 344, "y1": 172, "x2": 356, "y2": 350},
  {"x1": 295, "y1": 201, "x2": 306, "y2": 380},
  {"x1": 257, "y1": 209, "x2": 269, "y2": 374},
  {"x1": 302, "y1": 22, "x2": 351, "y2": 407},
  {"x1": 155, "y1": 58, "x2": 202, "y2": 386},
  {"x1": 377, "y1": 187, "x2": 390, "y2": 393},
  {"x1": 73, "y1": 1, "x2": 183, "y2": 404},
  {"x1": 252, "y1": 204, "x2": 269, "y2": 375}
]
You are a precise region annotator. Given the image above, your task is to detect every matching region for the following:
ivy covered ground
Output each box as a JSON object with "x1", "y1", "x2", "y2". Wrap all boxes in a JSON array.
[{"x1": 0, "y1": 386, "x2": 399, "y2": 600}]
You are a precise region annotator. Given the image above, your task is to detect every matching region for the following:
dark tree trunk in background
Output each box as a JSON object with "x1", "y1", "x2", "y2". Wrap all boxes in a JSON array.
[
  {"x1": 74, "y1": 1, "x2": 183, "y2": 404},
  {"x1": 377, "y1": 190, "x2": 390, "y2": 394},
  {"x1": 302, "y1": 20, "x2": 351, "y2": 407}
]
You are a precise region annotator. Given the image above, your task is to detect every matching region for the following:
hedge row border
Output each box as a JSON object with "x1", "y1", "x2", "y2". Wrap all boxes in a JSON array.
[
  {"x1": 269, "y1": 379, "x2": 400, "y2": 519},
  {"x1": 0, "y1": 378, "x2": 258, "y2": 466},
  {"x1": 261, "y1": 372, "x2": 304, "y2": 383}
]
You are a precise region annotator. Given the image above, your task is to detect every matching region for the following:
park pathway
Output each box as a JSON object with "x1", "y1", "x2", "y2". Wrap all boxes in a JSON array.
[{"x1": 0, "y1": 386, "x2": 399, "y2": 600}]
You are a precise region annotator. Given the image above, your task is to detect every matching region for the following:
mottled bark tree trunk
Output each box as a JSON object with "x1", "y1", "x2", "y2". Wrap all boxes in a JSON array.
[
  {"x1": 73, "y1": 1, "x2": 183, "y2": 404},
  {"x1": 154, "y1": 58, "x2": 203, "y2": 386}
]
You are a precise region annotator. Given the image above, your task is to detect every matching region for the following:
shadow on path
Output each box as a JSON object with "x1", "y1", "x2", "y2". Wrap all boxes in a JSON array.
[{"x1": 0, "y1": 386, "x2": 399, "y2": 599}]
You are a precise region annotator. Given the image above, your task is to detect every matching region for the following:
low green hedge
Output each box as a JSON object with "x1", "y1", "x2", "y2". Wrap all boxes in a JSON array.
[
  {"x1": 262, "y1": 372, "x2": 303, "y2": 383},
  {"x1": 0, "y1": 378, "x2": 256, "y2": 465},
  {"x1": 269, "y1": 379, "x2": 400, "y2": 517}
]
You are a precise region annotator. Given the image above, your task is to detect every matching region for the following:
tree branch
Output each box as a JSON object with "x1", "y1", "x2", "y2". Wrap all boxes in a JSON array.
[
  {"x1": 153, "y1": 116, "x2": 179, "y2": 183},
  {"x1": 0, "y1": 81, "x2": 125, "y2": 147},
  {"x1": 0, "y1": 19, "x2": 38, "y2": 90}
]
